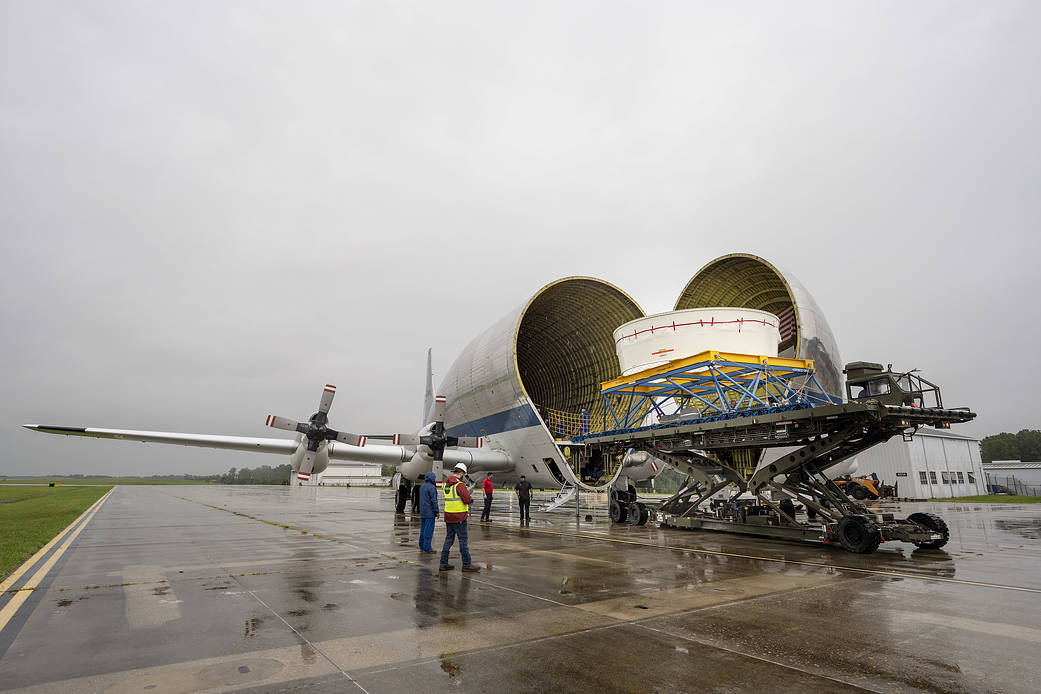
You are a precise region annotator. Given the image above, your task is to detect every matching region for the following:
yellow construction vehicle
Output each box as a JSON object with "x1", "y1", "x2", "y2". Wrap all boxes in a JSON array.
[{"x1": 834, "y1": 474, "x2": 882, "y2": 500}]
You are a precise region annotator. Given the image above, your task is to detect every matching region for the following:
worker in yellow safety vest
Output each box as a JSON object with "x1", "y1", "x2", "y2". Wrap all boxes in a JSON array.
[{"x1": 440, "y1": 463, "x2": 479, "y2": 573}]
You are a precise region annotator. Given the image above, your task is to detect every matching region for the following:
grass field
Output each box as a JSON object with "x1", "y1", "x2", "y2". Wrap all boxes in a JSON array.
[
  {"x1": 1, "y1": 477, "x2": 210, "y2": 486},
  {"x1": 0, "y1": 486, "x2": 111, "y2": 582},
  {"x1": 932, "y1": 495, "x2": 1041, "y2": 504}
]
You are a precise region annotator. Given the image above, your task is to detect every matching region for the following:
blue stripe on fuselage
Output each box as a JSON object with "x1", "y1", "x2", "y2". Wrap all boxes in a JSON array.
[{"x1": 445, "y1": 402, "x2": 542, "y2": 438}]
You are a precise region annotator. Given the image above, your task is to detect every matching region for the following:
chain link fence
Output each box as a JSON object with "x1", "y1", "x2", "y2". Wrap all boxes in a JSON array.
[{"x1": 985, "y1": 474, "x2": 1041, "y2": 496}]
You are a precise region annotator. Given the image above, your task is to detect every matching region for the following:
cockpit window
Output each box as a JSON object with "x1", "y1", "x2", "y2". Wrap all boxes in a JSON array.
[{"x1": 855, "y1": 378, "x2": 891, "y2": 398}]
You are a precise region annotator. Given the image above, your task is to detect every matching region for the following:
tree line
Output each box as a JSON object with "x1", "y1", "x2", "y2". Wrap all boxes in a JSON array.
[
  {"x1": 981, "y1": 429, "x2": 1041, "y2": 463},
  {"x1": 219, "y1": 465, "x2": 294, "y2": 485}
]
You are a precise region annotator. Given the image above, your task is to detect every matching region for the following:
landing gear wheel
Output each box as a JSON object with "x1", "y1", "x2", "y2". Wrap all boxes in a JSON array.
[
  {"x1": 411, "y1": 484, "x2": 421, "y2": 514},
  {"x1": 627, "y1": 502, "x2": 649, "y2": 526},
  {"x1": 627, "y1": 484, "x2": 638, "y2": 503},
  {"x1": 849, "y1": 484, "x2": 870, "y2": 500},
  {"x1": 836, "y1": 514, "x2": 882, "y2": 554},
  {"x1": 908, "y1": 512, "x2": 950, "y2": 549},
  {"x1": 609, "y1": 499, "x2": 628, "y2": 523}
]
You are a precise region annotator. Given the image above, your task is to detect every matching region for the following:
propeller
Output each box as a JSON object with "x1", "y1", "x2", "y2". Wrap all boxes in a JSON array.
[
  {"x1": 265, "y1": 384, "x2": 366, "y2": 482},
  {"x1": 391, "y1": 395, "x2": 482, "y2": 481}
]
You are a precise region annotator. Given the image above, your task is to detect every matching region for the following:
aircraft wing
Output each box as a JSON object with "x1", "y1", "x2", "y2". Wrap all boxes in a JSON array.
[
  {"x1": 23, "y1": 425, "x2": 302, "y2": 455},
  {"x1": 23, "y1": 424, "x2": 416, "y2": 466}
]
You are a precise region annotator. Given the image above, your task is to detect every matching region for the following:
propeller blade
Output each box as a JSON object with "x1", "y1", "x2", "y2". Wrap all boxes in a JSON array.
[
  {"x1": 318, "y1": 384, "x2": 336, "y2": 414},
  {"x1": 334, "y1": 431, "x2": 367, "y2": 447},
  {"x1": 449, "y1": 436, "x2": 483, "y2": 448},
  {"x1": 392, "y1": 433, "x2": 421, "y2": 446},
  {"x1": 297, "y1": 449, "x2": 317, "y2": 481},
  {"x1": 299, "y1": 448, "x2": 317, "y2": 473},
  {"x1": 432, "y1": 395, "x2": 446, "y2": 422},
  {"x1": 265, "y1": 415, "x2": 300, "y2": 433}
]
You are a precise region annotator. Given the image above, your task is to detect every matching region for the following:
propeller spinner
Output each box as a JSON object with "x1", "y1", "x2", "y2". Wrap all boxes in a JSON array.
[
  {"x1": 266, "y1": 384, "x2": 366, "y2": 482},
  {"x1": 391, "y1": 395, "x2": 482, "y2": 481}
]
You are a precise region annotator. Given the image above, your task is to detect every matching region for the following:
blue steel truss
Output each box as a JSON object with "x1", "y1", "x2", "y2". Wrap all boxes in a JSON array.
[{"x1": 581, "y1": 353, "x2": 838, "y2": 442}]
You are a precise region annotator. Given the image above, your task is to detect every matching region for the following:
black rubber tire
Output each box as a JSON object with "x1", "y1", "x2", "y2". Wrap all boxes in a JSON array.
[
  {"x1": 395, "y1": 483, "x2": 409, "y2": 513},
  {"x1": 908, "y1": 512, "x2": 950, "y2": 549},
  {"x1": 411, "y1": 484, "x2": 421, "y2": 514},
  {"x1": 627, "y1": 502, "x2": 649, "y2": 526},
  {"x1": 849, "y1": 484, "x2": 870, "y2": 500},
  {"x1": 628, "y1": 484, "x2": 638, "y2": 504},
  {"x1": 609, "y1": 500, "x2": 628, "y2": 523},
  {"x1": 836, "y1": 514, "x2": 882, "y2": 553}
]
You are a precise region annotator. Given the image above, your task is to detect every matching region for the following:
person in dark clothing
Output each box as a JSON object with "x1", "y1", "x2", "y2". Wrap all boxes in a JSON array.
[
  {"x1": 418, "y1": 472, "x2": 439, "y2": 553},
  {"x1": 515, "y1": 475, "x2": 533, "y2": 524},
  {"x1": 480, "y1": 473, "x2": 494, "y2": 522},
  {"x1": 441, "y1": 463, "x2": 479, "y2": 573}
]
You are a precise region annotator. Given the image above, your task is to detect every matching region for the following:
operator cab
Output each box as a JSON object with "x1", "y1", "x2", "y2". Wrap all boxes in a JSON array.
[{"x1": 843, "y1": 361, "x2": 943, "y2": 410}]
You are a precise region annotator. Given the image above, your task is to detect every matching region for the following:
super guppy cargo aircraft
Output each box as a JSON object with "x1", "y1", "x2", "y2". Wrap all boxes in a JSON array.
[{"x1": 25, "y1": 254, "x2": 848, "y2": 518}]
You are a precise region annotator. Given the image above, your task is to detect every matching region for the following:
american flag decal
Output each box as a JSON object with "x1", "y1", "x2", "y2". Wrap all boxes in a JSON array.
[{"x1": 776, "y1": 304, "x2": 796, "y2": 346}]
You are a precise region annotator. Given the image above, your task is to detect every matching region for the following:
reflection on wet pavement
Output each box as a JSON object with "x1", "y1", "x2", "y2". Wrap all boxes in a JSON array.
[{"x1": 0, "y1": 486, "x2": 1038, "y2": 693}]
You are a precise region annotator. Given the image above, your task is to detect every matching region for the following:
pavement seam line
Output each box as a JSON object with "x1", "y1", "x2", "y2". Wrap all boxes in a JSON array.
[
  {"x1": 354, "y1": 620, "x2": 628, "y2": 679},
  {"x1": 0, "y1": 489, "x2": 112, "y2": 594},
  {"x1": 0, "y1": 489, "x2": 114, "y2": 634},
  {"x1": 462, "y1": 575, "x2": 572, "y2": 608},
  {"x1": 244, "y1": 587, "x2": 373, "y2": 694},
  {"x1": 633, "y1": 619, "x2": 883, "y2": 693},
  {"x1": 173, "y1": 492, "x2": 373, "y2": 694},
  {"x1": 486, "y1": 522, "x2": 1041, "y2": 594}
]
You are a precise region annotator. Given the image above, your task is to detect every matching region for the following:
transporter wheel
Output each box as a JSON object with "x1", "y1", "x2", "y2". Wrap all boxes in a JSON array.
[
  {"x1": 609, "y1": 499, "x2": 628, "y2": 523},
  {"x1": 627, "y1": 502, "x2": 649, "y2": 526},
  {"x1": 849, "y1": 484, "x2": 870, "y2": 500},
  {"x1": 836, "y1": 515, "x2": 882, "y2": 554},
  {"x1": 908, "y1": 512, "x2": 950, "y2": 549}
]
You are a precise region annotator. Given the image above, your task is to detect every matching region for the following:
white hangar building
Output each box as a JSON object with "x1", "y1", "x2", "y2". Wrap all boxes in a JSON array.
[
  {"x1": 316, "y1": 464, "x2": 386, "y2": 486},
  {"x1": 854, "y1": 429, "x2": 984, "y2": 499}
]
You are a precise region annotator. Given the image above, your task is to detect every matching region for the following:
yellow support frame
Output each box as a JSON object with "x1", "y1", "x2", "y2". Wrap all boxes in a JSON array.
[{"x1": 600, "y1": 349, "x2": 814, "y2": 394}]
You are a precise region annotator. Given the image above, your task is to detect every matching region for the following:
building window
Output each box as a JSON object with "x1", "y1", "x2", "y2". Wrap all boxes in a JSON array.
[
  {"x1": 919, "y1": 471, "x2": 928, "y2": 485},
  {"x1": 968, "y1": 472, "x2": 976, "y2": 484},
  {"x1": 941, "y1": 472, "x2": 950, "y2": 484},
  {"x1": 929, "y1": 471, "x2": 938, "y2": 484},
  {"x1": 957, "y1": 471, "x2": 965, "y2": 484}
]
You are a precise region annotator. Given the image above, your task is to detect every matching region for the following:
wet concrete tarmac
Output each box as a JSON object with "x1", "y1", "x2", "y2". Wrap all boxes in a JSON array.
[{"x1": 1, "y1": 486, "x2": 1039, "y2": 693}]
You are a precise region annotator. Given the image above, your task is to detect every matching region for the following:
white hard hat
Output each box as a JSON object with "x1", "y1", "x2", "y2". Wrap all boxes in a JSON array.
[{"x1": 453, "y1": 462, "x2": 468, "y2": 474}]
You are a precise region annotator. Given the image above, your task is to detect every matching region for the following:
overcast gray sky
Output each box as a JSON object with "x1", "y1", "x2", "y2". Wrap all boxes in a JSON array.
[{"x1": 2, "y1": 1, "x2": 1038, "y2": 476}]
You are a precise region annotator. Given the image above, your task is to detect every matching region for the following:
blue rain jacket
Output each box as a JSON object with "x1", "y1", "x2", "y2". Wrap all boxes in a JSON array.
[{"x1": 419, "y1": 472, "x2": 439, "y2": 518}]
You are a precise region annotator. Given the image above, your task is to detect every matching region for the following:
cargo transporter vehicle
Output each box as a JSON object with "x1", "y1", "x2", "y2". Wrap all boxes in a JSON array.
[{"x1": 567, "y1": 330, "x2": 974, "y2": 553}]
